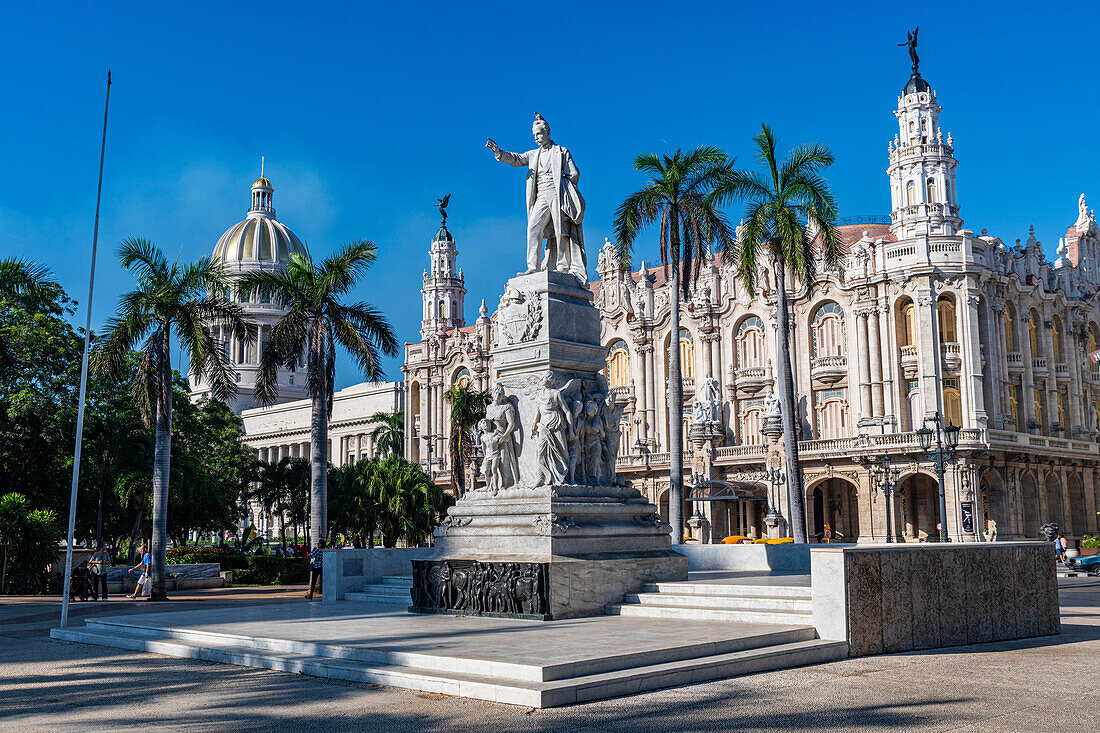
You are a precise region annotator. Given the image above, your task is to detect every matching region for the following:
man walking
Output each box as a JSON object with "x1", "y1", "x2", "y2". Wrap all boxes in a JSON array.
[
  {"x1": 306, "y1": 539, "x2": 326, "y2": 600},
  {"x1": 89, "y1": 542, "x2": 111, "y2": 601},
  {"x1": 128, "y1": 544, "x2": 150, "y2": 599}
]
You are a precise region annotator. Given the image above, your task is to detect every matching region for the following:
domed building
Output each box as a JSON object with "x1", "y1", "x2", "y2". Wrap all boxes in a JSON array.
[{"x1": 189, "y1": 175, "x2": 310, "y2": 413}]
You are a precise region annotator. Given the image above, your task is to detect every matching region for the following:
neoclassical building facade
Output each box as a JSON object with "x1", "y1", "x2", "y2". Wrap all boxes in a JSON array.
[{"x1": 404, "y1": 65, "x2": 1100, "y2": 546}]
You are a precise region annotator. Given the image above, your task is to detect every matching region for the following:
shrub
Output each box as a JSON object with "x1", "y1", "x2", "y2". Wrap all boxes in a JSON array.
[
  {"x1": 166, "y1": 545, "x2": 248, "y2": 570},
  {"x1": 1083, "y1": 535, "x2": 1100, "y2": 549},
  {"x1": 234, "y1": 556, "x2": 308, "y2": 585},
  {"x1": 1, "y1": 493, "x2": 62, "y2": 594}
]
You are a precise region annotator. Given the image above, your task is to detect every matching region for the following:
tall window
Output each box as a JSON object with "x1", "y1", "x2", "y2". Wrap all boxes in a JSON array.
[
  {"x1": 1089, "y1": 325, "x2": 1100, "y2": 378},
  {"x1": 739, "y1": 397, "x2": 764, "y2": 445},
  {"x1": 938, "y1": 295, "x2": 957, "y2": 343},
  {"x1": 814, "y1": 389, "x2": 848, "y2": 439},
  {"x1": 907, "y1": 380, "x2": 922, "y2": 431},
  {"x1": 1052, "y1": 316, "x2": 1063, "y2": 362},
  {"x1": 1057, "y1": 391, "x2": 1067, "y2": 430},
  {"x1": 668, "y1": 328, "x2": 695, "y2": 381},
  {"x1": 898, "y1": 300, "x2": 917, "y2": 347},
  {"x1": 942, "y1": 376, "x2": 962, "y2": 427},
  {"x1": 737, "y1": 316, "x2": 766, "y2": 368},
  {"x1": 1008, "y1": 384, "x2": 1020, "y2": 430},
  {"x1": 606, "y1": 340, "x2": 630, "y2": 388},
  {"x1": 1034, "y1": 388, "x2": 1044, "y2": 432},
  {"x1": 812, "y1": 302, "x2": 845, "y2": 357},
  {"x1": 927, "y1": 178, "x2": 938, "y2": 203},
  {"x1": 1003, "y1": 303, "x2": 1016, "y2": 351},
  {"x1": 906, "y1": 181, "x2": 917, "y2": 206},
  {"x1": 1028, "y1": 309, "x2": 1040, "y2": 355}
]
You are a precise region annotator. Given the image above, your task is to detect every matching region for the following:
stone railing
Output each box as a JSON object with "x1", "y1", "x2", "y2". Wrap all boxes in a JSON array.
[
  {"x1": 735, "y1": 366, "x2": 766, "y2": 380},
  {"x1": 1006, "y1": 352, "x2": 1023, "y2": 369},
  {"x1": 1032, "y1": 357, "x2": 1048, "y2": 372},
  {"x1": 1055, "y1": 362, "x2": 1070, "y2": 379},
  {"x1": 611, "y1": 385, "x2": 634, "y2": 398},
  {"x1": 714, "y1": 444, "x2": 767, "y2": 459}
]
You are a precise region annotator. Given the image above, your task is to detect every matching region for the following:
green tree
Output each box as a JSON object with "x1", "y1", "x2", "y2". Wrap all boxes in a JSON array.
[
  {"x1": 237, "y1": 243, "x2": 398, "y2": 550},
  {"x1": 92, "y1": 239, "x2": 248, "y2": 599},
  {"x1": 442, "y1": 384, "x2": 490, "y2": 498},
  {"x1": 367, "y1": 410, "x2": 405, "y2": 458},
  {"x1": 372, "y1": 457, "x2": 451, "y2": 547},
  {"x1": 717, "y1": 124, "x2": 841, "y2": 543},
  {"x1": 0, "y1": 492, "x2": 62, "y2": 594},
  {"x1": 614, "y1": 147, "x2": 735, "y2": 543}
]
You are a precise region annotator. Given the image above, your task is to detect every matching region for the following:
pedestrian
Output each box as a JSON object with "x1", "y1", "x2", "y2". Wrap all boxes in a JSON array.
[
  {"x1": 89, "y1": 541, "x2": 111, "y2": 601},
  {"x1": 1056, "y1": 535, "x2": 1068, "y2": 563},
  {"x1": 305, "y1": 539, "x2": 326, "y2": 600},
  {"x1": 128, "y1": 544, "x2": 150, "y2": 599}
]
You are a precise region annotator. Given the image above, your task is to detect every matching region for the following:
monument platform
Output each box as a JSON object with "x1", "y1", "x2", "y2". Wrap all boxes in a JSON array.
[{"x1": 50, "y1": 584, "x2": 845, "y2": 708}]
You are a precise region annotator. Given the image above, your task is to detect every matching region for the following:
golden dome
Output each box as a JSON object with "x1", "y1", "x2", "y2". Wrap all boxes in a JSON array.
[{"x1": 252, "y1": 176, "x2": 272, "y2": 189}]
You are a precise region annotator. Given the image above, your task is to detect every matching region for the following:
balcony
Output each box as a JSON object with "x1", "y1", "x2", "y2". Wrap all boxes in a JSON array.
[
  {"x1": 1032, "y1": 357, "x2": 1048, "y2": 380},
  {"x1": 899, "y1": 344, "x2": 919, "y2": 380},
  {"x1": 1006, "y1": 351, "x2": 1023, "y2": 375},
  {"x1": 734, "y1": 366, "x2": 769, "y2": 396},
  {"x1": 1055, "y1": 362, "x2": 1070, "y2": 383},
  {"x1": 810, "y1": 354, "x2": 848, "y2": 385},
  {"x1": 940, "y1": 342, "x2": 961, "y2": 372}
]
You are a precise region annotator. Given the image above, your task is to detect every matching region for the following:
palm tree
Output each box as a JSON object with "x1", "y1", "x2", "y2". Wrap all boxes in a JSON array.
[
  {"x1": 0, "y1": 258, "x2": 57, "y2": 307},
  {"x1": 442, "y1": 384, "x2": 490, "y2": 498},
  {"x1": 93, "y1": 238, "x2": 247, "y2": 599},
  {"x1": 717, "y1": 124, "x2": 842, "y2": 543},
  {"x1": 367, "y1": 410, "x2": 405, "y2": 458},
  {"x1": 614, "y1": 147, "x2": 735, "y2": 543},
  {"x1": 237, "y1": 242, "x2": 398, "y2": 549},
  {"x1": 371, "y1": 457, "x2": 451, "y2": 547}
]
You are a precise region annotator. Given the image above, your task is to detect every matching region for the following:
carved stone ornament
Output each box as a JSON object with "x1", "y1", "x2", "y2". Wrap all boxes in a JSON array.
[
  {"x1": 410, "y1": 559, "x2": 550, "y2": 619},
  {"x1": 533, "y1": 514, "x2": 575, "y2": 536},
  {"x1": 496, "y1": 286, "x2": 542, "y2": 345},
  {"x1": 436, "y1": 515, "x2": 472, "y2": 536}
]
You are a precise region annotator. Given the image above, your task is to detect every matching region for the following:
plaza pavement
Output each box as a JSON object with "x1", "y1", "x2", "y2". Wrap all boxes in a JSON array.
[{"x1": 1, "y1": 579, "x2": 1098, "y2": 732}]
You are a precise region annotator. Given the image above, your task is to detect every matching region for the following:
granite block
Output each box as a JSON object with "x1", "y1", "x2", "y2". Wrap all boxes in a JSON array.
[
  {"x1": 938, "y1": 549, "x2": 968, "y2": 647},
  {"x1": 964, "y1": 549, "x2": 994, "y2": 645},
  {"x1": 844, "y1": 552, "x2": 883, "y2": 657},
  {"x1": 909, "y1": 548, "x2": 943, "y2": 650},
  {"x1": 879, "y1": 551, "x2": 914, "y2": 653}
]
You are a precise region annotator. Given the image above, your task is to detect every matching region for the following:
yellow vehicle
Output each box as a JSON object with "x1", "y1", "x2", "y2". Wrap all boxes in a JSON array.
[
  {"x1": 752, "y1": 537, "x2": 794, "y2": 545},
  {"x1": 720, "y1": 535, "x2": 753, "y2": 544}
]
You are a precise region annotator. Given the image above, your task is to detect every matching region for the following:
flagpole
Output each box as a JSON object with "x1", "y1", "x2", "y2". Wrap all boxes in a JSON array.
[{"x1": 61, "y1": 70, "x2": 112, "y2": 628}]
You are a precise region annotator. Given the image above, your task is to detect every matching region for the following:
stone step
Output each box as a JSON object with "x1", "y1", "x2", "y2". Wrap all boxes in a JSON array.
[
  {"x1": 78, "y1": 617, "x2": 817, "y2": 681},
  {"x1": 642, "y1": 582, "x2": 811, "y2": 599},
  {"x1": 345, "y1": 592, "x2": 409, "y2": 604},
  {"x1": 362, "y1": 584, "x2": 410, "y2": 596},
  {"x1": 607, "y1": 602, "x2": 812, "y2": 625},
  {"x1": 51, "y1": 625, "x2": 845, "y2": 708},
  {"x1": 623, "y1": 592, "x2": 813, "y2": 613},
  {"x1": 379, "y1": 575, "x2": 413, "y2": 587}
]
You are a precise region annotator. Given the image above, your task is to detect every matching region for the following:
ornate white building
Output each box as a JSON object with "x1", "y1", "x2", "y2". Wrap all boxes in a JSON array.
[
  {"x1": 403, "y1": 65, "x2": 1100, "y2": 547},
  {"x1": 190, "y1": 175, "x2": 311, "y2": 413}
]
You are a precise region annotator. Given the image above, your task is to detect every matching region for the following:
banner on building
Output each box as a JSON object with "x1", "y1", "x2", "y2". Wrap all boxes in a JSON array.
[{"x1": 960, "y1": 501, "x2": 975, "y2": 534}]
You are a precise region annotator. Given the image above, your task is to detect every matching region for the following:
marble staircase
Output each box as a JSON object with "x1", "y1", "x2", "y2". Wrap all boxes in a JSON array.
[
  {"x1": 606, "y1": 576, "x2": 814, "y2": 625},
  {"x1": 345, "y1": 575, "x2": 412, "y2": 604}
]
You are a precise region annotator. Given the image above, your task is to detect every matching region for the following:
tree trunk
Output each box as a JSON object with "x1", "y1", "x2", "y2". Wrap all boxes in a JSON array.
[
  {"x1": 310, "y1": 395, "x2": 328, "y2": 549},
  {"x1": 150, "y1": 398, "x2": 171, "y2": 599},
  {"x1": 2, "y1": 543, "x2": 8, "y2": 594},
  {"x1": 668, "y1": 215, "x2": 685, "y2": 544},
  {"x1": 127, "y1": 508, "x2": 144, "y2": 564},
  {"x1": 773, "y1": 261, "x2": 808, "y2": 543}
]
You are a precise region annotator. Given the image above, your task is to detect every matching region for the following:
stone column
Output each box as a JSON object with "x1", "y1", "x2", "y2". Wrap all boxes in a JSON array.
[
  {"x1": 879, "y1": 302, "x2": 898, "y2": 430},
  {"x1": 636, "y1": 342, "x2": 650, "y2": 446},
  {"x1": 1041, "y1": 311, "x2": 1059, "y2": 435},
  {"x1": 988, "y1": 304, "x2": 1006, "y2": 429},
  {"x1": 710, "y1": 333, "x2": 722, "y2": 385},
  {"x1": 1067, "y1": 323, "x2": 1085, "y2": 436},
  {"x1": 1020, "y1": 312, "x2": 1037, "y2": 432},
  {"x1": 868, "y1": 306, "x2": 884, "y2": 419},
  {"x1": 917, "y1": 289, "x2": 940, "y2": 423},
  {"x1": 1084, "y1": 469, "x2": 1098, "y2": 534},
  {"x1": 355, "y1": 434, "x2": 363, "y2": 462},
  {"x1": 961, "y1": 292, "x2": 986, "y2": 427},
  {"x1": 856, "y1": 309, "x2": 873, "y2": 425},
  {"x1": 645, "y1": 342, "x2": 657, "y2": 448}
]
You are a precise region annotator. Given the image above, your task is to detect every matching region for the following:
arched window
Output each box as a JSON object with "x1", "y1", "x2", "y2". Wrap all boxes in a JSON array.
[
  {"x1": 606, "y1": 340, "x2": 630, "y2": 388},
  {"x1": 1003, "y1": 302, "x2": 1016, "y2": 351},
  {"x1": 906, "y1": 181, "x2": 917, "y2": 206},
  {"x1": 1089, "y1": 324, "x2": 1100, "y2": 378},
  {"x1": 906, "y1": 379, "x2": 923, "y2": 431},
  {"x1": 452, "y1": 300, "x2": 459, "y2": 321},
  {"x1": 814, "y1": 388, "x2": 848, "y2": 439},
  {"x1": 1034, "y1": 388, "x2": 1044, "y2": 432},
  {"x1": 1051, "y1": 316, "x2": 1063, "y2": 363},
  {"x1": 898, "y1": 299, "x2": 917, "y2": 347},
  {"x1": 438, "y1": 300, "x2": 445, "y2": 319},
  {"x1": 938, "y1": 295, "x2": 957, "y2": 343},
  {"x1": 927, "y1": 178, "x2": 937, "y2": 203},
  {"x1": 668, "y1": 328, "x2": 695, "y2": 381},
  {"x1": 739, "y1": 398, "x2": 764, "y2": 445},
  {"x1": 812, "y1": 302, "x2": 845, "y2": 357},
  {"x1": 942, "y1": 377, "x2": 962, "y2": 427},
  {"x1": 454, "y1": 367, "x2": 472, "y2": 389},
  {"x1": 1028, "y1": 309, "x2": 1040, "y2": 355},
  {"x1": 1057, "y1": 391, "x2": 1067, "y2": 429},
  {"x1": 737, "y1": 316, "x2": 766, "y2": 368},
  {"x1": 1008, "y1": 385, "x2": 1020, "y2": 430}
]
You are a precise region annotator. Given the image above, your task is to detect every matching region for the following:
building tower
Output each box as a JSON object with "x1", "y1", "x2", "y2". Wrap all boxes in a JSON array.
[
  {"x1": 887, "y1": 62, "x2": 963, "y2": 240},
  {"x1": 420, "y1": 210, "x2": 466, "y2": 339},
  {"x1": 191, "y1": 173, "x2": 310, "y2": 413}
]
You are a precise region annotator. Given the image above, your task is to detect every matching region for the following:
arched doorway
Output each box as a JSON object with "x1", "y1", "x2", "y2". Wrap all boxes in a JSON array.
[
  {"x1": 1067, "y1": 475, "x2": 1086, "y2": 540},
  {"x1": 1020, "y1": 471, "x2": 1040, "y2": 538},
  {"x1": 809, "y1": 478, "x2": 860, "y2": 542},
  {"x1": 979, "y1": 469, "x2": 1006, "y2": 540},
  {"x1": 899, "y1": 473, "x2": 939, "y2": 540}
]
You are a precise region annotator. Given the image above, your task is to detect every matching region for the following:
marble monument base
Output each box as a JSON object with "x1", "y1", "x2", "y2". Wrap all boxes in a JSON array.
[{"x1": 411, "y1": 485, "x2": 688, "y2": 619}]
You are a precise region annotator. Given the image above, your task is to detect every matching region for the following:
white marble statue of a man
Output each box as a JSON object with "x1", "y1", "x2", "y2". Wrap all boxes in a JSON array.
[
  {"x1": 764, "y1": 391, "x2": 781, "y2": 419},
  {"x1": 486, "y1": 114, "x2": 587, "y2": 282}
]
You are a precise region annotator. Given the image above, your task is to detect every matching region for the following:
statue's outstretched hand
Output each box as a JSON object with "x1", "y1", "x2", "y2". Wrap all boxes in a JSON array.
[{"x1": 486, "y1": 137, "x2": 500, "y2": 155}]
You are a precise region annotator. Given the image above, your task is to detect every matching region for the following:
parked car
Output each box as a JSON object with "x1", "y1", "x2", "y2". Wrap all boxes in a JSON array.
[{"x1": 1065, "y1": 554, "x2": 1100, "y2": 576}]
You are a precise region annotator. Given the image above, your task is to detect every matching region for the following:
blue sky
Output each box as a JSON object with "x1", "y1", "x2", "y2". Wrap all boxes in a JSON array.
[{"x1": 2, "y1": 1, "x2": 1099, "y2": 388}]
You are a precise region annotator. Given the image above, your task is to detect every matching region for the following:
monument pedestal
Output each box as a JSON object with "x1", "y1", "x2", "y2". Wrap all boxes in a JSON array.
[{"x1": 411, "y1": 271, "x2": 686, "y2": 619}]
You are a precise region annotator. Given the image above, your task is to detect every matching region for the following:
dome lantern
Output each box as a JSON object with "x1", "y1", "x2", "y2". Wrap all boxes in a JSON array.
[{"x1": 212, "y1": 170, "x2": 307, "y2": 267}]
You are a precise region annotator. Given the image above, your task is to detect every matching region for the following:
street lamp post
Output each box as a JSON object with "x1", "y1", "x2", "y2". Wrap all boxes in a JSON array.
[
  {"x1": 870, "y1": 454, "x2": 902, "y2": 543},
  {"x1": 764, "y1": 466, "x2": 786, "y2": 537},
  {"x1": 916, "y1": 412, "x2": 960, "y2": 542}
]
